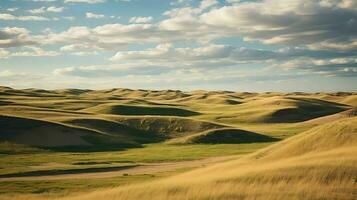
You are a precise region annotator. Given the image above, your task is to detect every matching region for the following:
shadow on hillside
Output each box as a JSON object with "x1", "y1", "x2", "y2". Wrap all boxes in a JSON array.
[
  {"x1": 0, "y1": 165, "x2": 138, "y2": 178},
  {"x1": 89, "y1": 104, "x2": 201, "y2": 117},
  {"x1": 186, "y1": 128, "x2": 280, "y2": 144}
]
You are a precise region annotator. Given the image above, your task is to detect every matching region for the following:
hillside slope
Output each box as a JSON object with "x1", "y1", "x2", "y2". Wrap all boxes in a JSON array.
[
  {"x1": 0, "y1": 115, "x2": 140, "y2": 150},
  {"x1": 168, "y1": 128, "x2": 278, "y2": 144},
  {"x1": 0, "y1": 115, "x2": 92, "y2": 147},
  {"x1": 58, "y1": 117, "x2": 357, "y2": 200},
  {"x1": 82, "y1": 103, "x2": 199, "y2": 117}
]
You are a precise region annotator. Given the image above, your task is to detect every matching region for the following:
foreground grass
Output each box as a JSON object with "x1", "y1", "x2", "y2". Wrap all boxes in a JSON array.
[
  {"x1": 16, "y1": 117, "x2": 354, "y2": 200},
  {"x1": 54, "y1": 151, "x2": 356, "y2": 200},
  {"x1": 0, "y1": 142, "x2": 271, "y2": 196},
  {"x1": 0, "y1": 142, "x2": 271, "y2": 176},
  {"x1": 0, "y1": 170, "x2": 181, "y2": 196}
]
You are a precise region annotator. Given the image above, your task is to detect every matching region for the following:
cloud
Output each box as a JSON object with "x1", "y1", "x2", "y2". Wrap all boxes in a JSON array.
[
  {"x1": 0, "y1": 13, "x2": 50, "y2": 21},
  {"x1": 86, "y1": 12, "x2": 105, "y2": 19},
  {"x1": 27, "y1": 7, "x2": 46, "y2": 14},
  {"x1": 0, "y1": 47, "x2": 59, "y2": 59},
  {"x1": 159, "y1": 0, "x2": 357, "y2": 50},
  {"x1": 199, "y1": 0, "x2": 219, "y2": 10},
  {"x1": 70, "y1": 51, "x2": 98, "y2": 56},
  {"x1": 110, "y1": 43, "x2": 232, "y2": 61},
  {"x1": 45, "y1": 26, "x2": 129, "y2": 50},
  {"x1": 27, "y1": 6, "x2": 65, "y2": 14},
  {"x1": 60, "y1": 43, "x2": 102, "y2": 54},
  {"x1": 109, "y1": 43, "x2": 357, "y2": 77},
  {"x1": 53, "y1": 64, "x2": 172, "y2": 77},
  {"x1": 47, "y1": 6, "x2": 65, "y2": 12},
  {"x1": 0, "y1": 48, "x2": 10, "y2": 59},
  {"x1": 278, "y1": 57, "x2": 357, "y2": 77},
  {"x1": 0, "y1": 27, "x2": 38, "y2": 48},
  {"x1": 50, "y1": 63, "x2": 310, "y2": 92},
  {"x1": 64, "y1": 0, "x2": 105, "y2": 3},
  {"x1": 164, "y1": 0, "x2": 218, "y2": 17},
  {"x1": 11, "y1": 47, "x2": 60, "y2": 57},
  {"x1": 129, "y1": 16, "x2": 153, "y2": 23},
  {"x1": 0, "y1": 70, "x2": 27, "y2": 78},
  {"x1": 198, "y1": 0, "x2": 357, "y2": 50},
  {"x1": 0, "y1": 70, "x2": 52, "y2": 89},
  {"x1": 3, "y1": 0, "x2": 357, "y2": 52},
  {"x1": 7, "y1": 8, "x2": 19, "y2": 12},
  {"x1": 43, "y1": 24, "x2": 174, "y2": 50},
  {"x1": 111, "y1": 43, "x2": 356, "y2": 63}
]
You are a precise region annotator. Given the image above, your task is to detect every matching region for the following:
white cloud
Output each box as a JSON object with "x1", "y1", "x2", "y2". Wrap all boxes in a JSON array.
[
  {"x1": 129, "y1": 16, "x2": 153, "y2": 23},
  {"x1": 199, "y1": 0, "x2": 357, "y2": 50},
  {"x1": 161, "y1": 0, "x2": 357, "y2": 51},
  {"x1": 6, "y1": 0, "x2": 356, "y2": 52},
  {"x1": 28, "y1": 6, "x2": 65, "y2": 14},
  {"x1": 86, "y1": 12, "x2": 105, "y2": 19},
  {"x1": 0, "y1": 13, "x2": 50, "y2": 21},
  {"x1": 277, "y1": 57, "x2": 357, "y2": 77},
  {"x1": 50, "y1": 63, "x2": 303, "y2": 92},
  {"x1": 42, "y1": 24, "x2": 168, "y2": 50},
  {"x1": 27, "y1": 7, "x2": 46, "y2": 14},
  {"x1": 0, "y1": 27, "x2": 38, "y2": 48},
  {"x1": 0, "y1": 47, "x2": 59, "y2": 59},
  {"x1": 0, "y1": 70, "x2": 27, "y2": 78},
  {"x1": 53, "y1": 64, "x2": 172, "y2": 77},
  {"x1": 11, "y1": 47, "x2": 60, "y2": 57},
  {"x1": 109, "y1": 43, "x2": 357, "y2": 78},
  {"x1": 199, "y1": 0, "x2": 218, "y2": 10},
  {"x1": 164, "y1": 0, "x2": 217, "y2": 17},
  {"x1": 70, "y1": 51, "x2": 98, "y2": 56},
  {"x1": 110, "y1": 43, "x2": 232, "y2": 61},
  {"x1": 47, "y1": 6, "x2": 65, "y2": 12},
  {"x1": 0, "y1": 48, "x2": 10, "y2": 59},
  {"x1": 7, "y1": 8, "x2": 18, "y2": 12},
  {"x1": 60, "y1": 43, "x2": 104, "y2": 54}
]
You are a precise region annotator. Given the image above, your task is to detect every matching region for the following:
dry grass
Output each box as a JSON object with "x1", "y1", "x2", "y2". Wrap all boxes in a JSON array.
[
  {"x1": 58, "y1": 117, "x2": 355, "y2": 200},
  {"x1": 1, "y1": 86, "x2": 357, "y2": 200},
  {"x1": 3, "y1": 117, "x2": 355, "y2": 200}
]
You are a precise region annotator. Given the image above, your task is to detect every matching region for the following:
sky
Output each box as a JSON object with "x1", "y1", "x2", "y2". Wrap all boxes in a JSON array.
[{"x1": 0, "y1": 0, "x2": 356, "y2": 92}]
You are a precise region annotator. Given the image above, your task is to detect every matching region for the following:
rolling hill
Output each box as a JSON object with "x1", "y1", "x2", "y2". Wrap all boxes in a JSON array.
[
  {"x1": 0, "y1": 86, "x2": 356, "y2": 150},
  {"x1": 82, "y1": 103, "x2": 199, "y2": 117},
  {"x1": 55, "y1": 117, "x2": 357, "y2": 200},
  {"x1": 0, "y1": 86, "x2": 356, "y2": 200}
]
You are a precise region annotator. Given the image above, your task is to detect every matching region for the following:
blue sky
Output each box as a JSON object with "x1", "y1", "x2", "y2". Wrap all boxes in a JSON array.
[{"x1": 0, "y1": 0, "x2": 356, "y2": 91}]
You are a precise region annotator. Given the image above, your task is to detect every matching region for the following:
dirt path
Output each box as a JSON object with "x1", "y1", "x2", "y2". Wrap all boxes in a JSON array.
[{"x1": 0, "y1": 156, "x2": 237, "y2": 181}]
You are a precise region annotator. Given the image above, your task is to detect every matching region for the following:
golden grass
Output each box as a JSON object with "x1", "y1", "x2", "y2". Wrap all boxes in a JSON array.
[
  {"x1": 4, "y1": 117, "x2": 354, "y2": 200},
  {"x1": 1, "y1": 86, "x2": 357, "y2": 200}
]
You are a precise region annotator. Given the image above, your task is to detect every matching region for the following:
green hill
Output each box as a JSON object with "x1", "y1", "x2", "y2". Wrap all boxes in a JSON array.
[
  {"x1": 82, "y1": 103, "x2": 200, "y2": 117},
  {"x1": 169, "y1": 128, "x2": 278, "y2": 144}
]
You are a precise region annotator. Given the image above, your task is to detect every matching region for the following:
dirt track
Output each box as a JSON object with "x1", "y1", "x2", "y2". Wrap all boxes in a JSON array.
[{"x1": 0, "y1": 156, "x2": 237, "y2": 181}]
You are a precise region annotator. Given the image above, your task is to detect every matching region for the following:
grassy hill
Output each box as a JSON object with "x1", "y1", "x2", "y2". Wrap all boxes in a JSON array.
[
  {"x1": 0, "y1": 115, "x2": 92, "y2": 147},
  {"x1": 53, "y1": 117, "x2": 357, "y2": 200},
  {"x1": 0, "y1": 86, "x2": 356, "y2": 199},
  {"x1": 0, "y1": 114, "x2": 141, "y2": 151},
  {"x1": 82, "y1": 103, "x2": 199, "y2": 117},
  {"x1": 0, "y1": 86, "x2": 355, "y2": 150},
  {"x1": 168, "y1": 128, "x2": 278, "y2": 144}
]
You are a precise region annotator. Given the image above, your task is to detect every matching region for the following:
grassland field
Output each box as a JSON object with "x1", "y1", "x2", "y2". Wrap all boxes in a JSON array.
[{"x1": 0, "y1": 86, "x2": 356, "y2": 199}]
